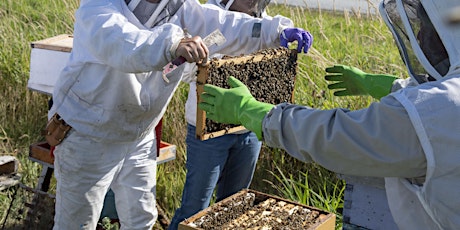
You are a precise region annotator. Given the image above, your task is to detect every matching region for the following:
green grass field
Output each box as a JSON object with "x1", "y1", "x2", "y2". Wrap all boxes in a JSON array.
[{"x1": 0, "y1": 0, "x2": 406, "y2": 229}]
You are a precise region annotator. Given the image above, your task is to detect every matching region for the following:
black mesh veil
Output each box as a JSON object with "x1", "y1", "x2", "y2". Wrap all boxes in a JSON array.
[{"x1": 380, "y1": 0, "x2": 450, "y2": 83}]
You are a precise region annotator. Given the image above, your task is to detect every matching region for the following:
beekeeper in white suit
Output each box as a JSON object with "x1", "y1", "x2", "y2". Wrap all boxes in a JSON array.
[
  {"x1": 199, "y1": 0, "x2": 460, "y2": 229},
  {"x1": 48, "y1": 0, "x2": 312, "y2": 229}
]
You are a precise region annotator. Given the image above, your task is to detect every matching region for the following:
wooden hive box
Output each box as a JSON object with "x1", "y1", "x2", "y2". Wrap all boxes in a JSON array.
[
  {"x1": 196, "y1": 47, "x2": 297, "y2": 140},
  {"x1": 178, "y1": 189, "x2": 336, "y2": 230},
  {"x1": 29, "y1": 140, "x2": 176, "y2": 165}
]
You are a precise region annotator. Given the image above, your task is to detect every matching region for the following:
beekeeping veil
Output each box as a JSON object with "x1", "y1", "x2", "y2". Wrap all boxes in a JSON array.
[
  {"x1": 220, "y1": 0, "x2": 271, "y2": 17},
  {"x1": 125, "y1": 0, "x2": 185, "y2": 28},
  {"x1": 379, "y1": 0, "x2": 460, "y2": 84}
]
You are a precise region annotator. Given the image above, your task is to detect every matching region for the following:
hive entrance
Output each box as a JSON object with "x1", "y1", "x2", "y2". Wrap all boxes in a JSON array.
[{"x1": 196, "y1": 47, "x2": 298, "y2": 140}]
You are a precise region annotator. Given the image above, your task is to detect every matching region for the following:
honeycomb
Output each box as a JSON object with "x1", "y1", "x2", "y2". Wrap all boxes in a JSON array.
[
  {"x1": 196, "y1": 47, "x2": 297, "y2": 140},
  {"x1": 179, "y1": 189, "x2": 334, "y2": 230}
]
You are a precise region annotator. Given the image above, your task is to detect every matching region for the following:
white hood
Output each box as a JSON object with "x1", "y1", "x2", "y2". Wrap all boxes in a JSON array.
[{"x1": 380, "y1": 0, "x2": 460, "y2": 83}]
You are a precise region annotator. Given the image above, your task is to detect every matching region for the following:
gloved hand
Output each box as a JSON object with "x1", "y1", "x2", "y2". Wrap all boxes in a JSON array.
[
  {"x1": 198, "y1": 76, "x2": 274, "y2": 140},
  {"x1": 325, "y1": 64, "x2": 398, "y2": 100},
  {"x1": 280, "y1": 28, "x2": 313, "y2": 53}
]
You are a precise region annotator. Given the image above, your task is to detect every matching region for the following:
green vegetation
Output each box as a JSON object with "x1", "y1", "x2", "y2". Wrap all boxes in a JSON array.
[{"x1": 0, "y1": 0, "x2": 406, "y2": 229}]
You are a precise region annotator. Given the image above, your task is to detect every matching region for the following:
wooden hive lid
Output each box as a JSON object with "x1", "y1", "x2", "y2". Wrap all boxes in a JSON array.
[{"x1": 31, "y1": 34, "x2": 73, "y2": 53}]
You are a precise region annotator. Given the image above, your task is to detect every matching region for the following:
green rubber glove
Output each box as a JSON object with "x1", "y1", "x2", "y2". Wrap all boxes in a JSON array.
[
  {"x1": 325, "y1": 64, "x2": 398, "y2": 100},
  {"x1": 198, "y1": 76, "x2": 274, "y2": 140}
]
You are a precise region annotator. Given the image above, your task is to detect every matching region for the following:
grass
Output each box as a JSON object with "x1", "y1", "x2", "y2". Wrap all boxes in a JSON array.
[{"x1": 0, "y1": 0, "x2": 406, "y2": 229}]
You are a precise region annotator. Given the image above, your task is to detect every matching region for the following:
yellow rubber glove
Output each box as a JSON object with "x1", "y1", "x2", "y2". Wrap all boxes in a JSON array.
[
  {"x1": 325, "y1": 64, "x2": 398, "y2": 100},
  {"x1": 198, "y1": 76, "x2": 274, "y2": 140}
]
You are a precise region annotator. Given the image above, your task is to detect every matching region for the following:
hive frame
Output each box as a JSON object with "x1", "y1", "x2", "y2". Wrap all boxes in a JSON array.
[{"x1": 195, "y1": 48, "x2": 298, "y2": 140}]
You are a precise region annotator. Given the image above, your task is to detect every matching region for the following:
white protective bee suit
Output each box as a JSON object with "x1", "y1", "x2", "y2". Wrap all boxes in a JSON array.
[
  {"x1": 49, "y1": 0, "x2": 293, "y2": 229},
  {"x1": 261, "y1": 0, "x2": 460, "y2": 229}
]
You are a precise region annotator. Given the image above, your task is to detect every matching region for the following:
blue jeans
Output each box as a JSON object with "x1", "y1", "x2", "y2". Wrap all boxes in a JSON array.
[
  {"x1": 168, "y1": 124, "x2": 261, "y2": 230},
  {"x1": 100, "y1": 189, "x2": 118, "y2": 221}
]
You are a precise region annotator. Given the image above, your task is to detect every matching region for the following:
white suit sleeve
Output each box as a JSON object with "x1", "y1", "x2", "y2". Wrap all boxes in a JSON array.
[
  {"x1": 73, "y1": 0, "x2": 183, "y2": 73},
  {"x1": 172, "y1": 0, "x2": 294, "y2": 56},
  {"x1": 262, "y1": 95, "x2": 427, "y2": 178}
]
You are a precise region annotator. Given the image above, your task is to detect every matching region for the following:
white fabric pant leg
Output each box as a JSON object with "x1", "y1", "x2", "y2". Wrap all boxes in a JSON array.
[
  {"x1": 111, "y1": 132, "x2": 158, "y2": 230},
  {"x1": 53, "y1": 130, "x2": 157, "y2": 230}
]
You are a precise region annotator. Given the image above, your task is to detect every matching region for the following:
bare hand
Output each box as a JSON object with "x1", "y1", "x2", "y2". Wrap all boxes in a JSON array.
[{"x1": 175, "y1": 36, "x2": 209, "y2": 64}]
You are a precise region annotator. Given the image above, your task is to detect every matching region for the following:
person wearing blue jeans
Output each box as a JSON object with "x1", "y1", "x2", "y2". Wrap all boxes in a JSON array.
[{"x1": 168, "y1": 0, "x2": 314, "y2": 228}]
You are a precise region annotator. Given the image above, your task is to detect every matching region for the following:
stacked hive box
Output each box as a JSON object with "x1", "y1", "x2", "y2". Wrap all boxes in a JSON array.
[{"x1": 196, "y1": 47, "x2": 298, "y2": 140}]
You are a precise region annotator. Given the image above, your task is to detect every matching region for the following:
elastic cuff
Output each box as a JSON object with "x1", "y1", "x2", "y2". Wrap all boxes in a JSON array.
[{"x1": 169, "y1": 38, "x2": 182, "y2": 60}]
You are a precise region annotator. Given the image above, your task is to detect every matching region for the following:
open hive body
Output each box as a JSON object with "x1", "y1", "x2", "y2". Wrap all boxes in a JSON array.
[
  {"x1": 195, "y1": 47, "x2": 298, "y2": 140},
  {"x1": 178, "y1": 189, "x2": 336, "y2": 230}
]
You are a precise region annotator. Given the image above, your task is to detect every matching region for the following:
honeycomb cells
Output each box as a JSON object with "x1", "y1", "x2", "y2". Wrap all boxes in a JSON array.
[{"x1": 199, "y1": 47, "x2": 297, "y2": 135}]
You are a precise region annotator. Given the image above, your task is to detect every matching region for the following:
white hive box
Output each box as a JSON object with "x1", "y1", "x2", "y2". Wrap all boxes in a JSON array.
[
  {"x1": 28, "y1": 34, "x2": 73, "y2": 95},
  {"x1": 339, "y1": 175, "x2": 398, "y2": 230}
]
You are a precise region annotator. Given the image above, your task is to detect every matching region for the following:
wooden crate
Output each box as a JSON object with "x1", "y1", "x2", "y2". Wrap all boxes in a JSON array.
[
  {"x1": 196, "y1": 47, "x2": 297, "y2": 140},
  {"x1": 29, "y1": 142, "x2": 55, "y2": 166},
  {"x1": 29, "y1": 141, "x2": 176, "y2": 166},
  {"x1": 178, "y1": 189, "x2": 336, "y2": 230}
]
